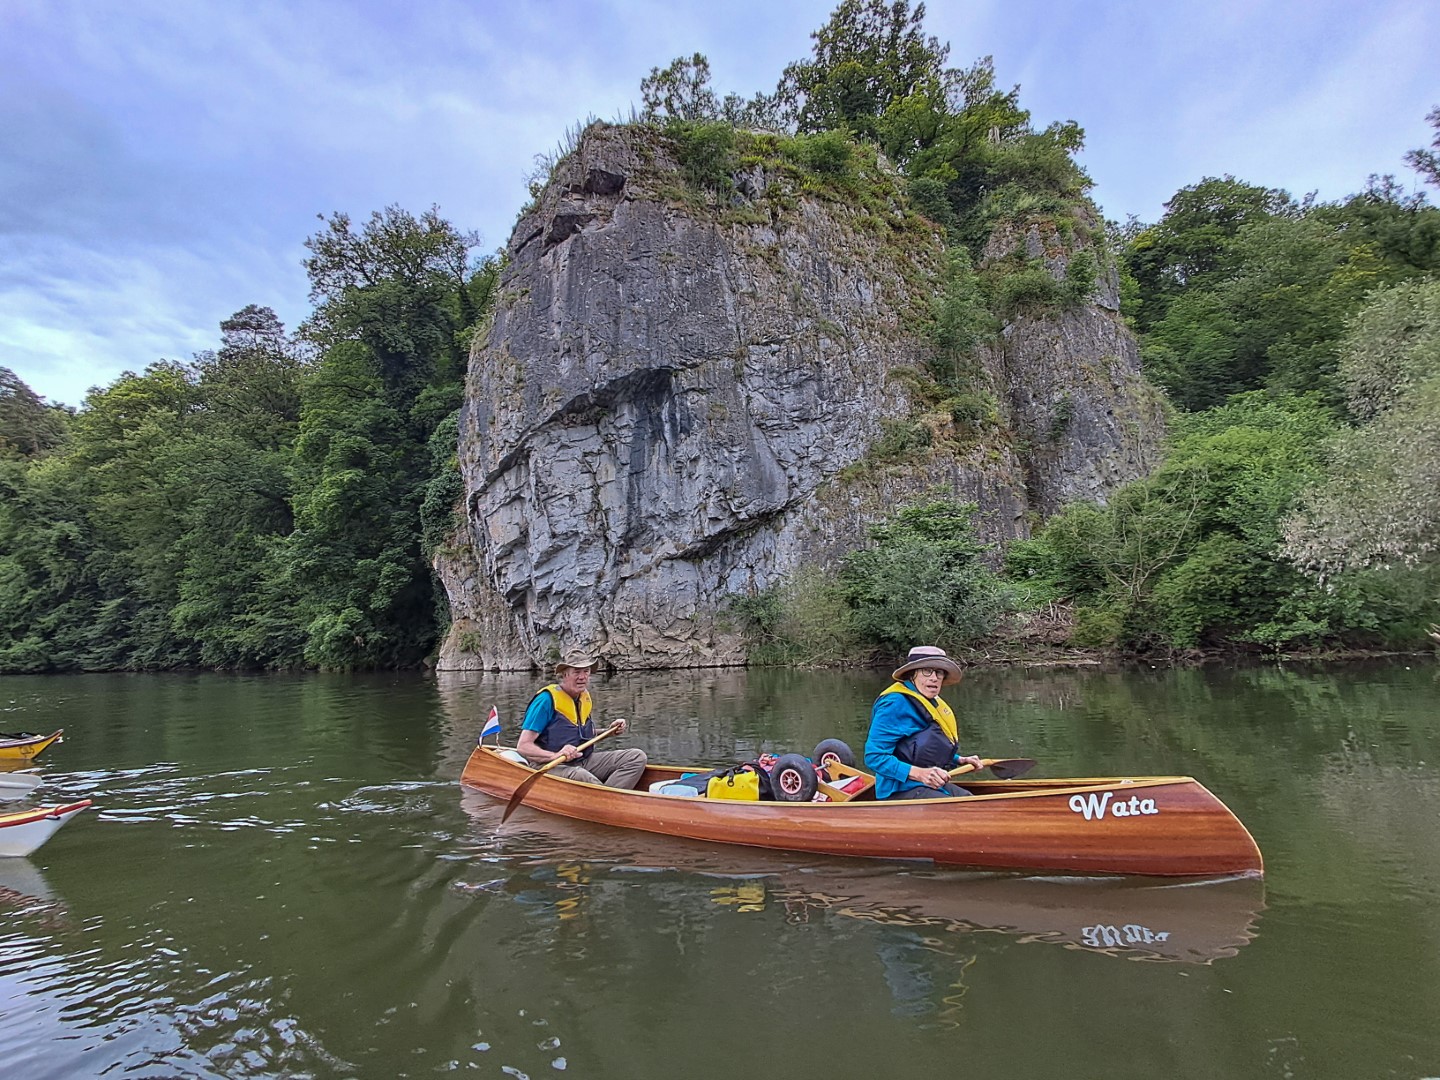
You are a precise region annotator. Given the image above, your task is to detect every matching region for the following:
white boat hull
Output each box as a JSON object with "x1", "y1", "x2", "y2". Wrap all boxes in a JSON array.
[{"x1": 0, "y1": 801, "x2": 91, "y2": 857}]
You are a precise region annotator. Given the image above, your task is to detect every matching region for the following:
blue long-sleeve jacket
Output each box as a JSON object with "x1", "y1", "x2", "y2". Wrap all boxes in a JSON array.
[{"x1": 864, "y1": 681, "x2": 961, "y2": 799}]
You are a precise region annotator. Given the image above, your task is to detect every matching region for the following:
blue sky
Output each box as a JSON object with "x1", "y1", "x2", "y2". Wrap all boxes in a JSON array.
[{"x1": 2, "y1": 0, "x2": 1435, "y2": 407}]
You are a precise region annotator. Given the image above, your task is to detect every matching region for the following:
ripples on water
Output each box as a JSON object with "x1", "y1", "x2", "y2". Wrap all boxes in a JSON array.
[{"x1": 1, "y1": 665, "x2": 1438, "y2": 1078}]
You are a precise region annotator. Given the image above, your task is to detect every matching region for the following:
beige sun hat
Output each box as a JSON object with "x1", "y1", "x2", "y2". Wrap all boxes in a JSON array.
[
  {"x1": 554, "y1": 652, "x2": 599, "y2": 674},
  {"x1": 891, "y1": 645, "x2": 963, "y2": 687}
]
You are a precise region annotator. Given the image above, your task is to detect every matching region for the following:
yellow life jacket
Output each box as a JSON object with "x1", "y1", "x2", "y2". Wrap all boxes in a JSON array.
[
  {"x1": 541, "y1": 685, "x2": 592, "y2": 724},
  {"x1": 880, "y1": 681, "x2": 959, "y2": 744}
]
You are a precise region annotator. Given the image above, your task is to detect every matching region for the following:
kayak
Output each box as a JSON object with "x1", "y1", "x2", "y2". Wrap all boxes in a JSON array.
[
  {"x1": 459, "y1": 747, "x2": 1263, "y2": 878},
  {"x1": 0, "y1": 801, "x2": 92, "y2": 858},
  {"x1": 0, "y1": 730, "x2": 64, "y2": 761}
]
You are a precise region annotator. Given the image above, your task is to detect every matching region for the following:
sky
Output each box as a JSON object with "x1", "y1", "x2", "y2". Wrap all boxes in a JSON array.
[{"x1": 2, "y1": 0, "x2": 1436, "y2": 408}]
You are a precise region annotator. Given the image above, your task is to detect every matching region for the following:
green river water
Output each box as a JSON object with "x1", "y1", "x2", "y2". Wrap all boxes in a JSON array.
[{"x1": 1, "y1": 660, "x2": 1437, "y2": 1079}]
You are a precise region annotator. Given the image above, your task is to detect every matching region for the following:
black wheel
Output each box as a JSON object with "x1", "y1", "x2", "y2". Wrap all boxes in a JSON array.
[
  {"x1": 771, "y1": 754, "x2": 818, "y2": 802},
  {"x1": 812, "y1": 738, "x2": 855, "y2": 769}
]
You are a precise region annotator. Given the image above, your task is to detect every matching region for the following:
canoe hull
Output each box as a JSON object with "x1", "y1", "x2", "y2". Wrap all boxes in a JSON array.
[
  {"x1": 0, "y1": 801, "x2": 91, "y2": 858},
  {"x1": 460, "y1": 749, "x2": 1262, "y2": 878},
  {"x1": 0, "y1": 730, "x2": 64, "y2": 761}
]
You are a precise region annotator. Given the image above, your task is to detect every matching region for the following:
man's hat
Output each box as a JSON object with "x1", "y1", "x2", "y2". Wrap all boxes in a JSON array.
[{"x1": 555, "y1": 652, "x2": 598, "y2": 674}]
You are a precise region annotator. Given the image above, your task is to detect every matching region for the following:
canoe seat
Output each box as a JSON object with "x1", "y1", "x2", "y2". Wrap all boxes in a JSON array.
[{"x1": 817, "y1": 761, "x2": 875, "y2": 802}]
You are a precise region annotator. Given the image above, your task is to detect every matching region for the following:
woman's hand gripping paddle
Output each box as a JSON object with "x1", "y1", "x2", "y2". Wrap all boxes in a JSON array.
[{"x1": 948, "y1": 757, "x2": 1037, "y2": 780}]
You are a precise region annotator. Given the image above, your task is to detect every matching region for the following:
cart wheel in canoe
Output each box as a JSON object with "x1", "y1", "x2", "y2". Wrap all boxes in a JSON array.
[
  {"x1": 812, "y1": 739, "x2": 855, "y2": 769},
  {"x1": 771, "y1": 754, "x2": 818, "y2": 802}
]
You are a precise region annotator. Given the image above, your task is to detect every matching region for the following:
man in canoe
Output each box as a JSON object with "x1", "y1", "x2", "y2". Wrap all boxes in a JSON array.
[
  {"x1": 865, "y1": 646, "x2": 985, "y2": 799},
  {"x1": 516, "y1": 653, "x2": 648, "y2": 788}
]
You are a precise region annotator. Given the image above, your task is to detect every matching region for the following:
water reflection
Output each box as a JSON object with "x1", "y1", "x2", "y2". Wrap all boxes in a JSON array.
[
  {"x1": 0, "y1": 859, "x2": 61, "y2": 912},
  {"x1": 456, "y1": 790, "x2": 1264, "y2": 965}
]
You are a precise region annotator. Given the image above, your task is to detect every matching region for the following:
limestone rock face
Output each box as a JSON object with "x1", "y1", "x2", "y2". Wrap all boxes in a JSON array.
[{"x1": 435, "y1": 124, "x2": 1163, "y2": 671}]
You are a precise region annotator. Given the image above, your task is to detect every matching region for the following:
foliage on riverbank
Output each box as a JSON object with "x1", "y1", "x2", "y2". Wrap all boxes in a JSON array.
[{"x1": 0, "y1": 209, "x2": 496, "y2": 671}]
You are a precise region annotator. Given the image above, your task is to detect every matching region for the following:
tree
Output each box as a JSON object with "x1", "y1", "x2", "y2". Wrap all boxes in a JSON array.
[
  {"x1": 1284, "y1": 280, "x2": 1440, "y2": 572},
  {"x1": 302, "y1": 205, "x2": 481, "y2": 408},
  {"x1": 1136, "y1": 182, "x2": 1440, "y2": 411},
  {"x1": 0, "y1": 367, "x2": 69, "y2": 457},
  {"x1": 1125, "y1": 176, "x2": 1296, "y2": 331},
  {"x1": 775, "y1": 0, "x2": 953, "y2": 148},
  {"x1": 289, "y1": 206, "x2": 496, "y2": 668},
  {"x1": 640, "y1": 53, "x2": 719, "y2": 122},
  {"x1": 1404, "y1": 105, "x2": 1440, "y2": 190}
]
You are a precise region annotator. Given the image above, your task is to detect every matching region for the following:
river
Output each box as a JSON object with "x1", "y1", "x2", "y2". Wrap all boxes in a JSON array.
[{"x1": 1, "y1": 660, "x2": 1437, "y2": 1078}]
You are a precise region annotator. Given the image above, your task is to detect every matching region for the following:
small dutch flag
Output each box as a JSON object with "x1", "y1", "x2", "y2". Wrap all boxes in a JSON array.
[{"x1": 479, "y1": 705, "x2": 501, "y2": 743}]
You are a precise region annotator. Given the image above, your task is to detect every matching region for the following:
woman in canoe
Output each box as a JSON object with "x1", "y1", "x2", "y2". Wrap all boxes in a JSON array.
[
  {"x1": 516, "y1": 653, "x2": 647, "y2": 788},
  {"x1": 864, "y1": 646, "x2": 984, "y2": 799}
]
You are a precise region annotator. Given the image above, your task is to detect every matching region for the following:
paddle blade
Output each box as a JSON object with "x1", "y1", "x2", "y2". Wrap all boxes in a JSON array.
[
  {"x1": 500, "y1": 771, "x2": 544, "y2": 824},
  {"x1": 987, "y1": 758, "x2": 1037, "y2": 780}
]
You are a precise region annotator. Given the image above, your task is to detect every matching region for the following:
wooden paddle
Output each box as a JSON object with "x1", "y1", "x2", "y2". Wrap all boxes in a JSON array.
[
  {"x1": 949, "y1": 757, "x2": 1037, "y2": 780},
  {"x1": 500, "y1": 721, "x2": 625, "y2": 824}
]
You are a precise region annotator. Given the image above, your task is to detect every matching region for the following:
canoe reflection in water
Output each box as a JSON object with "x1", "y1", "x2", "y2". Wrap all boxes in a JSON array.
[{"x1": 457, "y1": 790, "x2": 1264, "y2": 965}]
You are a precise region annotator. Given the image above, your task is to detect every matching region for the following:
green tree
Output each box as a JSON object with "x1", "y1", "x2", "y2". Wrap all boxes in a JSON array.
[
  {"x1": 0, "y1": 368, "x2": 69, "y2": 458},
  {"x1": 840, "y1": 500, "x2": 1013, "y2": 651},
  {"x1": 1284, "y1": 279, "x2": 1440, "y2": 572},
  {"x1": 1404, "y1": 105, "x2": 1440, "y2": 190},
  {"x1": 640, "y1": 53, "x2": 720, "y2": 122},
  {"x1": 775, "y1": 0, "x2": 952, "y2": 152},
  {"x1": 289, "y1": 206, "x2": 492, "y2": 668},
  {"x1": 1007, "y1": 395, "x2": 1414, "y2": 651},
  {"x1": 1125, "y1": 176, "x2": 1296, "y2": 332},
  {"x1": 1138, "y1": 183, "x2": 1440, "y2": 411}
]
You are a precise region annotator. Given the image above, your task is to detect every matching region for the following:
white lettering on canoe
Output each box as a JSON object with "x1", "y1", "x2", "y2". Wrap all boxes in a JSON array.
[
  {"x1": 1068, "y1": 791, "x2": 1160, "y2": 820},
  {"x1": 1081, "y1": 923, "x2": 1171, "y2": 948}
]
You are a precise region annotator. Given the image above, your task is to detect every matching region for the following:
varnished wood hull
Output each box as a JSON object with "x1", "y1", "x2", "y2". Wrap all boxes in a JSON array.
[
  {"x1": 459, "y1": 748, "x2": 1263, "y2": 877},
  {"x1": 0, "y1": 730, "x2": 63, "y2": 761}
]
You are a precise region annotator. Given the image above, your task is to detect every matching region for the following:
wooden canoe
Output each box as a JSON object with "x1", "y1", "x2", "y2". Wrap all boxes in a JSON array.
[
  {"x1": 459, "y1": 747, "x2": 1263, "y2": 878},
  {"x1": 0, "y1": 800, "x2": 91, "y2": 858},
  {"x1": 0, "y1": 730, "x2": 64, "y2": 761}
]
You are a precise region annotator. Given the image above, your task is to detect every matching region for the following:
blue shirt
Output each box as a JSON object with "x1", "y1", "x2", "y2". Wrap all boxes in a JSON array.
[
  {"x1": 864, "y1": 681, "x2": 961, "y2": 799},
  {"x1": 522, "y1": 691, "x2": 576, "y2": 733}
]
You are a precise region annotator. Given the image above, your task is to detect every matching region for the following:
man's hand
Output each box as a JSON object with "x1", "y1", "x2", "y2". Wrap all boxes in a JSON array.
[{"x1": 609, "y1": 717, "x2": 628, "y2": 735}]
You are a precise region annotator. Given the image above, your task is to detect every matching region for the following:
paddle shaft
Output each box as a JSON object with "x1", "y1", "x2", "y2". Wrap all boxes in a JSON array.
[
  {"x1": 500, "y1": 721, "x2": 624, "y2": 823},
  {"x1": 949, "y1": 757, "x2": 1038, "y2": 780}
]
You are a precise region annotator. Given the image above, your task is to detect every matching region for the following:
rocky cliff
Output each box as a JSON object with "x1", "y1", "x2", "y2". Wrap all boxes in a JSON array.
[{"x1": 434, "y1": 123, "x2": 1164, "y2": 671}]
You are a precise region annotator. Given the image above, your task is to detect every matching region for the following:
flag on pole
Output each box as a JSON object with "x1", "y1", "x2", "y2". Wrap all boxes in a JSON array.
[{"x1": 480, "y1": 705, "x2": 501, "y2": 743}]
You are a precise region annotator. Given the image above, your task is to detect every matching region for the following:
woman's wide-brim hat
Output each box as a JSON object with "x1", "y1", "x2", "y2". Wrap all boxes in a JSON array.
[
  {"x1": 555, "y1": 652, "x2": 598, "y2": 674},
  {"x1": 891, "y1": 645, "x2": 963, "y2": 687}
]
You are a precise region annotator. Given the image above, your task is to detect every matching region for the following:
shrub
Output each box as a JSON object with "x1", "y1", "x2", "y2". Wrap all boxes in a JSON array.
[
  {"x1": 667, "y1": 120, "x2": 737, "y2": 193},
  {"x1": 840, "y1": 501, "x2": 1015, "y2": 652}
]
